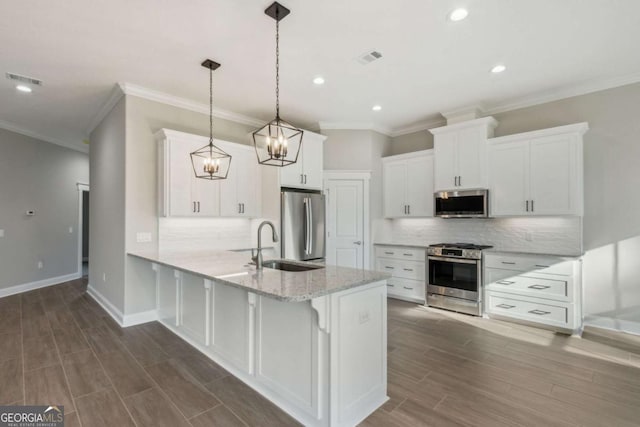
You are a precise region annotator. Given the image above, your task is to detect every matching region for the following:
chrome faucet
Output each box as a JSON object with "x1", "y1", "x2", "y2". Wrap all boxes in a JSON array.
[{"x1": 252, "y1": 221, "x2": 279, "y2": 270}]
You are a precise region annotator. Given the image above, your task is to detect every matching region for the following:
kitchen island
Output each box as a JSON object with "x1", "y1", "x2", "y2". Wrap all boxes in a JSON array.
[{"x1": 128, "y1": 250, "x2": 390, "y2": 427}]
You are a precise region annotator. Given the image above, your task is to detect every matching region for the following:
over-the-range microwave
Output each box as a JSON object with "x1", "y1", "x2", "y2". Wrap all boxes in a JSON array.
[{"x1": 434, "y1": 189, "x2": 489, "y2": 218}]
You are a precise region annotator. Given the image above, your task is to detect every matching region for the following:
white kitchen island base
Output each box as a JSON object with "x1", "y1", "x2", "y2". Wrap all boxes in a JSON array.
[{"x1": 151, "y1": 262, "x2": 388, "y2": 427}]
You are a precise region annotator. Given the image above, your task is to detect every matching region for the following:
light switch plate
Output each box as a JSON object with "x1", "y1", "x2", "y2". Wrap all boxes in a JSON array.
[
  {"x1": 136, "y1": 232, "x2": 152, "y2": 243},
  {"x1": 0, "y1": 229, "x2": 4, "y2": 237}
]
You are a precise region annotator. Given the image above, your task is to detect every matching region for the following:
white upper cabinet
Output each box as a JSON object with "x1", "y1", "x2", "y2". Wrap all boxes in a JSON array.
[
  {"x1": 383, "y1": 150, "x2": 434, "y2": 218},
  {"x1": 156, "y1": 129, "x2": 260, "y2": 218},
  {"x1": 430, "y1": 117, "x2": 497, "y2": 191},
  {"x1": 158, "y1": 130, "x2": 220, "y2": 217},
  {"x1": 488, "y1": 123, "x2": 587, "y2": 217},
  {"x1": 279, "y1": 131, "x2": 325, "y2": 190},
  {"x1": 219, "y1": 142, "x2": 261, "y2": 218}
]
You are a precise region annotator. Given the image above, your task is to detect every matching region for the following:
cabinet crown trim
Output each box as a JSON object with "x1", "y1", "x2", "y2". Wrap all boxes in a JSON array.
[
  {"x1": 382, "y1": 149, "x2": 433, "y2": 163},
  {"x1": 488, "y1": 122, "x2": 589, "y2": 145},
  {"x1": 429, "y1": 117, "x2": 498, "y2": 135},
  {"x1": 155, "y1": 128, "x2": 254, "y2": 151}
]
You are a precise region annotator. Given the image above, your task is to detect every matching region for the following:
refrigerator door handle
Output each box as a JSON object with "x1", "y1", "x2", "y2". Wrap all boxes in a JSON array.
[
  {"x1": 308, "y1": 198, "x2": 313, "y2": 254},
  {"x1": 303, "y1": 197, "x2": 310, "y2": 254}
]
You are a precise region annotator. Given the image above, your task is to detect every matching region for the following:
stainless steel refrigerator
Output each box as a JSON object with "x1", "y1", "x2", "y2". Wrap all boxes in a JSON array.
[{"x1": 281, "y1": 189, "x2": 326, "y2": 261}]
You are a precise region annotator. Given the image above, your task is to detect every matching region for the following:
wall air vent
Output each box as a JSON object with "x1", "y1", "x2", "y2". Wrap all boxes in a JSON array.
[
  {"x1": 6, "y1": 72, "x2": 43, "y2": 86},
  {"x1": 356, "y1": 50, "x2": 383, "y2": 65}
]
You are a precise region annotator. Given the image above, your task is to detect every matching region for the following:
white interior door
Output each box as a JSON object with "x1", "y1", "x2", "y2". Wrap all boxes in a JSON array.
[{"x1": 326, "y1": 179, "x2": 364, "y2": 269}]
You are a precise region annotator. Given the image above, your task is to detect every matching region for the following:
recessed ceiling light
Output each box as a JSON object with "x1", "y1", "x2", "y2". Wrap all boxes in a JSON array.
[
  {"x1": 372, "y1": 105, "x2": 382, "y2": 111},
  {"x1": 16, "y1": 85, "x2": 32, "y2": 93},
  {"x1": 491, "y1": 64, "x2": 506, "y2": 74},
  {"x1": 313, "y1": 76, "x2": 325, "y2": 85},
  {"x1": 449, "y1": 8, "x2": 469, "y2": 22}
]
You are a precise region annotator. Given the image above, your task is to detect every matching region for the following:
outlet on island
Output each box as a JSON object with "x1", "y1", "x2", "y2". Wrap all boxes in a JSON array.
[{"x1": 37, "y1": 261, "x2": 44, "y2": 269}]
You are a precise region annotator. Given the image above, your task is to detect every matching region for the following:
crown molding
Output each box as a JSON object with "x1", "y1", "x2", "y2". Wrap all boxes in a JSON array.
[
  {"x1": 484, "y1": 71, "x2": 640, "y2": 115},
  {"x1": 86, "y1": 84, "x2": 125, "y2": 135},
  {"x1": 429, "y1": 116, "x2": 498, "y2": 135},
  {"x1": 0, "y1": 119, "x2": 88, "y2": 153},
  {"x1": 118, "y1": 82, "x2": 265, "y2": 128},
  {"x1": 317, "y1": 121, "x2": 393, "y2": 136},
  {"x1": 389, "y1": 116, "x2": 446, "y2": 137},
  {"x1": 489, "y1": 122, "x2": 589, "y2": 144}
]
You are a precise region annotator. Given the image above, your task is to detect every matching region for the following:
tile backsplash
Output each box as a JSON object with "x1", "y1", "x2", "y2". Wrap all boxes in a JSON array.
[
  {"x1": 375, "y1": 217, "x2": 583, "y2": 255},
  {"x1": 159, "y1": 218, "x2": 259, "y2": 252}
]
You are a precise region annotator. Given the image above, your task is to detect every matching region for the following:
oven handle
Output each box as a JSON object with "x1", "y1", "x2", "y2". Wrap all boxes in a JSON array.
[{"x1": 428, "y1": 256, "x2": 478, "y2": 265}]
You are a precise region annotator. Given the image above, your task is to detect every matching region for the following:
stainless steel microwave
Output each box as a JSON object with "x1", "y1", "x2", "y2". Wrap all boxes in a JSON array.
[{"x1": 434, "y1": 189, "x2": 489, "y2": 218}]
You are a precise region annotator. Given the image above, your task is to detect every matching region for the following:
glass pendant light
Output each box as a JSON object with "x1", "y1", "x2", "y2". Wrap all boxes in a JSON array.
[
  {"x1": 252, "y1": 2, "x2": 304, "y2": 167},
  {"x1": 190, "y1": 59, "x2": 232, "y2": 179}
]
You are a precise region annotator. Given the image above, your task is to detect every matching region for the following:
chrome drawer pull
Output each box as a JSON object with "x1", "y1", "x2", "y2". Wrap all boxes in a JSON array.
[
  {"x1": 403, "y1": 253, "x2": 413, "y2": 256},
  {"x1": 403, "y1": 268, "x2": 414, "y2": 272},
  {"x1": 496, "y1": 303, "x2": 516, "y2": 309},
  {"x1": 384, "y1": 266, "x2": 394, "y2": 270},
  {"x1": 403, "y1": 286, "x2": 413, "y2": 290},
  {"x1": 528, "y1": 284, "x2": 551, "y2": 290},
  {"x1": 535, "y1": 264, "x2": 550, "y2": 268},
  {"x1": 384, "y1": 252, "x2": 394, "y2": 255},
  {"x1": 387, "y1": 284, "x2": 394, "y2": 287},
  {"x1": 501, "y1": 261, "x2": 516, "y2": 265},
  {"x1": 496, "y1": 280, "x2": 515, "y2": 285},
  {"x1": 528, "y1": 309, "x2": 551, "y2": 316}
]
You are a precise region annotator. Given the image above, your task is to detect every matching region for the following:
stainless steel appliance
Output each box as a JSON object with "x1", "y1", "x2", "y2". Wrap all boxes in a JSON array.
[
  {"x1": 434, "y1": 189, "x2": 489, "y2": 218},
  {"x1": 427, "y1": 243, "x2": 492, "y2": 316},
  {"x1": 281, "y1": 188, "x2": 326, "y2": 261}
]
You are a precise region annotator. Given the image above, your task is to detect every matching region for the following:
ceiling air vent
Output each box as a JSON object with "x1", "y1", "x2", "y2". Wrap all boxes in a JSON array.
[
  {"x1": 356, "y1": 50, "x2": 383, "y2": 65},
  {"x1": 6, "y1": 72, "x2": 43, "y2": 86}
]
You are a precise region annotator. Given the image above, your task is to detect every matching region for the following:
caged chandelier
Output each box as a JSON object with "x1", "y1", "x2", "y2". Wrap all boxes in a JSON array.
[
  {"x1": 252, "y1": 2, "x2": 304, "y2": 167},
  {"x1": 190, "y1": 59, "x2": 232, "y2": 180}
]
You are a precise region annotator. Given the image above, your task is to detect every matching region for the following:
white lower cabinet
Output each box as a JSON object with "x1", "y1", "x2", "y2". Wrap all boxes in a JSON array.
[
  {"x1": 484, "y1": 252, "x2": 582, "y2": 333},
  {"x1": 375, "y1": 245, "x2": 426, "y2": 303},
  {"x1": 151, "y1": 263, "x2": 387, "y2": 427}
]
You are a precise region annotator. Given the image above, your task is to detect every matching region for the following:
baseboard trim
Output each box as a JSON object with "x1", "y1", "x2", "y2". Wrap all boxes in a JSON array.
[
  {"x1": 86, "y1": 284, "x2": 157, "y2": 327},
  {"x1": 584, "y1": 315, "x2": 640, "y2": 336},
  {"x1": 0, "y1": 273, "x2": 81, "y2": 299}
]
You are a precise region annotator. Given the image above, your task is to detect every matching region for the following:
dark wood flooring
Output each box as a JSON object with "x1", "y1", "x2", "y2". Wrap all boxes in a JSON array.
[{"x1": 1, "y1": 279, "x2": 639, "y2": 426}]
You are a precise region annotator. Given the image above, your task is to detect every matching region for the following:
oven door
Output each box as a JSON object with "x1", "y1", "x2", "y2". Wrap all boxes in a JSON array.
[{"x1": 428, "y1": 256, "x2": 481, "y2": 300}]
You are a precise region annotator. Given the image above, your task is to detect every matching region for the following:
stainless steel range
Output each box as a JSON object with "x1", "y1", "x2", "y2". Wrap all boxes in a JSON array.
[{"x1": 427, "y1": 243, "x2": 492, "y2": 316}]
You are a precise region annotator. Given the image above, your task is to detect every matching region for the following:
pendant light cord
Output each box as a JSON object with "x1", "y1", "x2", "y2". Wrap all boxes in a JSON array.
[
  {"x1": 209, "y1": 66, "x2": 214, "y2": 148},
  {"x1": 275, "y1": 12, "x2": 280, "y2": 121}
]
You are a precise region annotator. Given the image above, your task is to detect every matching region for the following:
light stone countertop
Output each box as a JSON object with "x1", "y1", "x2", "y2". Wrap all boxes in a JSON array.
[{"x1": 128, "y1": 249, "x2": 390, "y2": 302}]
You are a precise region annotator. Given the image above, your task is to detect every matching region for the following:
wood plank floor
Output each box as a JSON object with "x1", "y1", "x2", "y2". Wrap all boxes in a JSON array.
[{"x1": 1, "y1": 279, "x2": 639, "y2": 426}]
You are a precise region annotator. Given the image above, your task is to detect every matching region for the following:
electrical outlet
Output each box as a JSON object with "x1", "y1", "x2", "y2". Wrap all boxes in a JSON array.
[
  {"x1": 136, "y1": 232, "x2": 152, "y2": 243},
  {"x1": 103, "y1": 273, "x2": 107, "y2": 282},
  {"x1": 525, "y1": 231, "x2": 533, "y2": 242},
  {"x1": 69, "y1": 227, "x2": 73, "y2": 234},
  {"x1": 37, "y1": 261, "x2": 44, "y2": 269},
  {"x1": 0, "y1": 229, "x2": 4, "y2": 238}
]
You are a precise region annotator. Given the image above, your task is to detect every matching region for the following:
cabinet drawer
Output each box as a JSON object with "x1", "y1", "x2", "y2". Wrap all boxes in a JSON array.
[
  {"x1": 375, "y1": 258, "x2": 424, "y2": 281},
  {"x1": 486, "y1": 271, "x2": 569, "y2": 301},
  {"x1": 376, "y1": 258, "x2": 401, "y2": 274},
  {"x1": 387, "y1": 278, "x2": 425, "y2": 301},
  {"x1": 375, "y1": 246, "x2": 425, "y2": 261},
  {"x1": 487, "y1": 293, "x2": 572, "y2": 328},
  {"x1": 484, "y1": 254, "x2": 574, "y2": 276}
]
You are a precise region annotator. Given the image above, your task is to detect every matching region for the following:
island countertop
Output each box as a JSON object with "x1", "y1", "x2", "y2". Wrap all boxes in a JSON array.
[{"x1": 128, "y1": 249, "x2": 390, "y2": 302}]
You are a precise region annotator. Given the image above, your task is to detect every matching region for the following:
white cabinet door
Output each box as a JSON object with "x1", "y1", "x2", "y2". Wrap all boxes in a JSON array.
[
  {"x1": 434, "y1": 132, "x2": 457, "y2": 191},
  {"x1": 167, "y1": 140, "x2": 197, "y2": 216},
  {"x1": 279, "y1": 149, "x2": 304, "y2": 188},
  {"x1": 383, "y1": 160, "x2": 407, "y2": 218},
  {"x1": 529, "y1": 134, "x2": 577, "y2": 216},
  {"x1": 302, "y1": 134, "x2": 324, "y2": 190},
  {"x1": 406, "y1": 155, "x2": 434, "y2": 217},
  {"x1": 219, "y1": 143, "x2": 260, "y2": 217},
  {"x1": 456, "y1": 126, "x2": 487, "y2": 189},
  {"x1": 192, "y1": 178, "x2": 220, "y2": 216},
  {"x1": 489, "y1": 140, "x2": 530, "y2": 216}
]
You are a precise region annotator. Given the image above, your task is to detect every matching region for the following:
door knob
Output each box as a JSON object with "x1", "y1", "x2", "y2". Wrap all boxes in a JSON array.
[{"x1": 353, "y1": 241, "x2": 362, "y2": 245}]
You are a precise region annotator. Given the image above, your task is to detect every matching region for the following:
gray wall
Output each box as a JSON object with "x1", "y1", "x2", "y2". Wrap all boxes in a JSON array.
[
  {"x1": 0, "y1": 128, "x2": 89, "y2": 291},
  {"x1": 389, "y1": 130, "x2": 434, "y2": 155},
  {"x1": 82, "y1": 191, "x2": 89, "y2": 260},
  {"x1": 89, "y1": 97, "x2": 126, "y2": 312}
]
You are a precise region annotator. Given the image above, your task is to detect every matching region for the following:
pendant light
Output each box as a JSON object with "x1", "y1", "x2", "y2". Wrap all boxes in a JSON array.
[
  {"x1": 252, "y1": 2, "x2": 304, "y2": 167},
  {"x1": 190, "y1": 59, "x2": 232, "y2": 179}
]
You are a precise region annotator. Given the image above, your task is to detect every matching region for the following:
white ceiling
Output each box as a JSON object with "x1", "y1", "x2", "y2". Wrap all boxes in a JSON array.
[{"x1": 2, "y1": 0, "x2": 640, "y2": 151}]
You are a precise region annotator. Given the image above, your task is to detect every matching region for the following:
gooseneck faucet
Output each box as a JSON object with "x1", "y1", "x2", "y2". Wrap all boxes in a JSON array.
[{"x1": 252, "y1": 221, "x2": 279, "y2": 270}]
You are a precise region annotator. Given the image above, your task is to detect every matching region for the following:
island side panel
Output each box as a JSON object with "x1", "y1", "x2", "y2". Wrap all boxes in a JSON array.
[{"x1": 329, "y1": 280, "x2": 388, "y2": 427}]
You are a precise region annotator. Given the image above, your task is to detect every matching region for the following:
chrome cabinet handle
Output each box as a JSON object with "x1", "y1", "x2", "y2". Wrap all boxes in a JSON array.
[
  {"x1": 300, "y1": 174, "x2": 304, "y2": 184},
  {"x1": 193, "y1": 202, "x2": 196, "y2": 213},
  {"x1": 501, "y1": 261, "x2": 516, "y2": 265},
  {"x1": 384, "y1": 251, "x2": 394, "y2": 255},
  {"x1": 238, "y1": 203, "x2": 242, "y2": 214},
  {"x1": 403, "y1": 286, "x2": 413, "y2": 290},
  {"x1": 534, "y1": 264, "x2": 550, "y2": 268},
  {"x1": 304, "y1": 175, "x2": 308, "y2": 184},
  {"x1": 197, "y1": 201, "x2": 201, "y2": 212},
  {"x1": 531, "y1": 200, "x2": 535, "y2": 212},
  {"x1": 496, "y1": 303, "x2": 516, "y2": 309},
  {"x1": 496, "y1": 280, "x2": 515, "y2": 285},
  {"x1": 526, "y1": 200, "x2": 529, "y2": 212},
  {"x1": 407, "y1": 205, "x2": 411, "y2": 215},
  {"x1": 403, "y1": 253, "x2": 413, "y2": 256},
  {"x1": 403, "y1": 268, "x2": 413, "y2": 272},
  {"x1": 387, "y1": 283, "x2": 395, "y2": 287},
  {"x1": 384, "y1": 266, "x2": 394, "y2": 270},
  {"x1": 354, "y1": 241, "x2": 362, "y2": 245},
  {"x1": 528, "y1": 309, "x2": 551, "y2": 316},
  {"x1": 528, "y1": 284, "x2": 551, "y2": 290},
  {"x1": 458, "y1": 176, "x2": 461, "y2": 187}
]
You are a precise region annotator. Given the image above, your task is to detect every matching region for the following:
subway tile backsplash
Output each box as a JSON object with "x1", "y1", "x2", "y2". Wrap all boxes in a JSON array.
[{"x1": 375, "y1": 217, "x2": 582, "y2": 256}]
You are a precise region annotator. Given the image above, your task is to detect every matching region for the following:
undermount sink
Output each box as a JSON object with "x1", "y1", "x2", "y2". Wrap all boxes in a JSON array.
[{"x1": 262, "y1": 260, "x2": 324, "y2": 272}]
